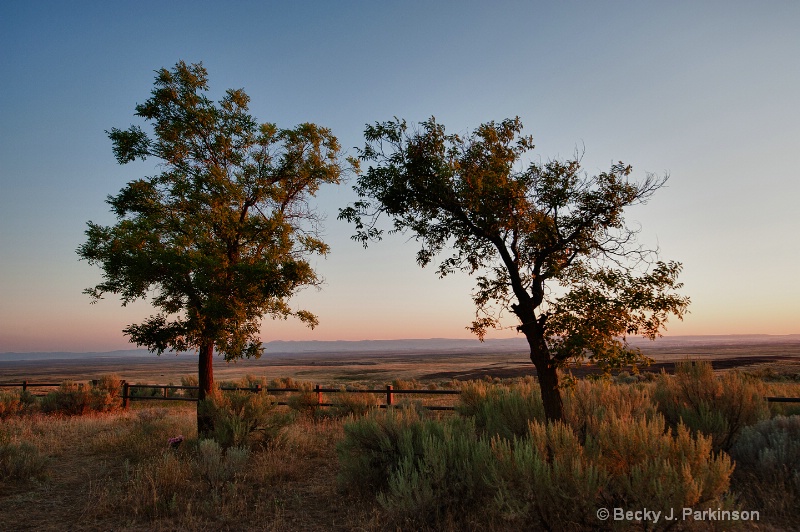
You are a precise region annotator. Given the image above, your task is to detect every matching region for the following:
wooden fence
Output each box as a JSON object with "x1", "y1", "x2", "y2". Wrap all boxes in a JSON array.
[
  {"x1": 0, "y1": 380, "x2": 462, "y2": 411},
  {"x1": 121, "y1": 383, "x2": 461, "y2": 410},
  {"x1": 2, "y1": 380, "x2": 799, "y2": 413}
]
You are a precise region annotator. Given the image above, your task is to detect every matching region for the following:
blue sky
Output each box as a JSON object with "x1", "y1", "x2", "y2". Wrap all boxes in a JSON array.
[{"x1": 1, "y1": 1, "x2": 798, "y2": 352}]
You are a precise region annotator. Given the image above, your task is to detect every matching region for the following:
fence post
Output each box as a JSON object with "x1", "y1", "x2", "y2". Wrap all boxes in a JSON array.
[
  {"x1": 386, "y1": 385, "x2": 394, "y2": 407},
  {"x1": 22, "y1": 380, "x2": 28, "y2": 392},
  {"x1": 163, "y1": 385, "x2": 168, "y2": 399},
  {"x1": 254, "y1": 383, "x2": 262, "y2": 394},
  {"x1": 315, "y1": 384, "x2": 322, "y2": 405},
  {"x1": 122, "y1": 381, "x2": 129, "y2": 409}
]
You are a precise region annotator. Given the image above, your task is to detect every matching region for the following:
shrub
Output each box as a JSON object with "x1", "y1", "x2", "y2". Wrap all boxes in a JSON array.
[
  {"x1": 457, "y1": 378, "x2": 544, "y2": 439},
  {"x1": 588, "y1": 415, "x2": 732, "y2": 512},
  {"x1": 286, "y1": 384, "x2": 324, "y2": 418},
  {"x1": 115, "y1": 433, "x2": 264, "y2": 521},
  {"x1": 490, "y1": 415, "x2": 733, "y2": 529},
  {"x1": 653, "y1": 360, "x2": 769, "y2": 451},
  {"x1": 267, "y1": 376, "x2": 304, "y2": 389},
  {"x1": 38, "y1": 377, "x2": 123, "y2": 415},
  {"x1": 90, "y1": 374, "x2": 122, "y2": 411},
  {"x1": 763, "y1": 382, "x2": 800, "y2": 417},
  {"x1": 562, "y1": 379, "x2": 658, "y2": 441},
  {"x1": 0, "y1": 439, "x2": 48, "y2": 482},
  {"x1": 0, "y1": 391, "x2": 26, "y2": 419},
  {"x1": 612, "y1": 370, "x2": 640, "y2": 384},
  {"x1": 342, "y1": 378, "x2": 737, "y2": 530},
  {"x1": 129, "y1": 383, "x2": 163, "y2": 398},
  {"x1": 196, "y1": 439, "x2": 250, "y2": 491},
  {"x1": 330, "y1": 386, "x2": 378, "y2": 418},
  {"x1": 391, "y1": 378, "x2": 420, "y2": 390},
  {"x1": 730, "y1": 415, "x2": 800, "y2": 474},
  {"x1": 729, "y1": 415, "x2": 800, "y2": 520},
  {"x1": 339, "y1": 407, "x2": 494, "y2": 526},
  {"x1": 40, "y1": 381, "x2": 92, "y2": 415},
  {"x1": 199, "y1": 391, "x2": 294, "y2": 449},
  {"x1": 490, "y1": 421, "x2": 608, "y2": 528},
  {"x1": 180, "y1": 375, "x2": 199, "y2": 399},
  {"x1": 234, "y1": 374, "x2": 267, "y2": 389},
  {"x1": 377, "y1": 417, "x2": 494, "y2": 526},
  {"x1": 119, "y1": 450, "x2": 195, "y2": 518},
  {"x1": 337, "y1": 406, "x2": 435, "y2": 495}
]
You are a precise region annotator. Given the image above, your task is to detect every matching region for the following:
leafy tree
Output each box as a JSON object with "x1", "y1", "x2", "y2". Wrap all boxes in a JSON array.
[
  {"x1": 78, "y1": 61, "x2": 347, "y2": 433},
  {"x1": 339, "y1": 117, "x2": 689, "y2": 421}
]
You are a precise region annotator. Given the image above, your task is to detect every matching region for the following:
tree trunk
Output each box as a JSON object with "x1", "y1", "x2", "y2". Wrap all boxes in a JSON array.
[
  {"x1": 197, "y1": 340, "x2": 215, "y2": 437},
  {"x1": 522, "y1": 325, "x2": 564, "y2": 422},
  {"x1": 533, "y1": 359, "x2": 563, "y2": 422}
]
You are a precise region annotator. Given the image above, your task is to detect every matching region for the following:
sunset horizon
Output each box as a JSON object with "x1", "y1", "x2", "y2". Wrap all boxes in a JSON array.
[{"x1": 2, "y1": 2, "x2": 798, "y2": 356}]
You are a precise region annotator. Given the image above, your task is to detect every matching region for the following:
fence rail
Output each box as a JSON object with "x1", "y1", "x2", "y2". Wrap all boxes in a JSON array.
[
  {"x1": 0, "y1": 380, "x2": 462, "y2": 411},
  {"x1": 0, "y1": 381, "x2": 62, "y2": 391},
  {"x1": 123, "y1": 382, "x2": 460, "y2": 410},
  {"x1": 2, "y1": 380, "x2": 799, "y2": 413}
]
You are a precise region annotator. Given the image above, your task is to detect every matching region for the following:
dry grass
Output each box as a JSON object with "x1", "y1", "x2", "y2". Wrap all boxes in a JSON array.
[
  {"x1": 1, "y1": 350, "x2": 799, "y2": 530},
  {"x1": 0, "y1": 404, "x2": 379, "y2": 531}
]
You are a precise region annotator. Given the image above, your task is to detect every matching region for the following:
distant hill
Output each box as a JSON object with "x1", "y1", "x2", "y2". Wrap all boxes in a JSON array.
[{"x1": 2, "y1": 334, "x2": 798, "y2": 361}]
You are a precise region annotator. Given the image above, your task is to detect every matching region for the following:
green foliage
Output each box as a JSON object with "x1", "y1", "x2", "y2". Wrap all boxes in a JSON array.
[
  {"x1": 545, "y1": 261, "x2": 688, "y2": 371},
  {"x1": 340, "y1": 116, "x2": 689, "y2": 421},
  {"x1": 128, "y1": 384, "x2": 163, "y2": 398},
  {"x1": 377, "y1": 417, "x2": 494, "y2": 526},
  {"x1": 90, "y1": 375, "x2": 123, "y2": 411},
  {"x1": 330, "y1": 386, "x2": 378, "y2": 418},
  {"x1": 199, "y1": 391, "x2": 294, "y2": 449},
  {"x1": 180, "y1": 374, "x2": 199, "y2": 398},
  {"x1": 286, "y1": 384, "x2": 324, "y2": 418},
  {"x1": 730, "y1": 415, "x2": 800, "y2": 491},
  {"x1": 491, "y1": 415, "x2": 733, "y2": 529},
  {"x1": 490, "y1": 422, "x2": 609, "y2": 527},
  {"x1": 457, "y1": 378, "x2": 544, "y2": 439},
  {"x1": 120, "y1": 451, "x2": 193, "y2": 518},
  {"x1": 118, "y1": 440, "x2": 250, "y2": 518},
  {"x1": 266, "y1": 376, "x2": 304, "y2": 389},
  {"x1": 341, "y1": 380, "x2": 734, "y2": 530},
  {"x1": 196, "y1": 439, "x2": 250, "y2": 491},
  {"x1": 727, "y1": 415, "x2": 800, "y2": 525},
  {"x1": 562, "y1": 379, "x2": 658, "y2": 440},
  {"x1": 78, "y1": 61, "x2": 349, "y2": 416},
  {"x1": 0, "y1": 439, "x2": 48, "y2": 482},
  {"x1": 337, "y1": 406, "x2": 438, "y2": 495},
  {"x1": 653, "y1": 361, "x2": 769, "y2": 451},
  {"x1": 0, "y1": 391, "x2": 29, "y2": 419},
  {"x1": 40, "y1": 381, "x2": 93, "y2": 415}
]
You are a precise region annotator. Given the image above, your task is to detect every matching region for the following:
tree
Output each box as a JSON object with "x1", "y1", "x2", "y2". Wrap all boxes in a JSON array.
[
  {"x1": 78, "y1": 61, "x2": 347, "y2": 434},
  {"x1": 339, "y1": 117, "x2": 689, "y2": 421}
]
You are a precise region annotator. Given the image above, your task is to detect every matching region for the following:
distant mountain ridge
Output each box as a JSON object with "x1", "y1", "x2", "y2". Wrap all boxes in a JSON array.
[{"x1": 2, "y1": 334, "x2": 799, "y2": 361}]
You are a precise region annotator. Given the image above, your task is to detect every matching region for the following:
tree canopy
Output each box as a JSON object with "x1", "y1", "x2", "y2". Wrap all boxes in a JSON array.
[
  {"x1": 78, "y1": 61, "x2": 347, "y2": 429},
  {"x1": 340, "y1": 117, "x2": 689, "y2": 420}
]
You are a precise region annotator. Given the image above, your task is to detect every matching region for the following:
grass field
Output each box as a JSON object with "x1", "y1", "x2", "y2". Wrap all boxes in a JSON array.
[
  {"x1": 3, "y1": 335, "x2": 800, "y2": 387},
  {"x1": 1, "y1": 342, "x2": 799, "y2": 530}
]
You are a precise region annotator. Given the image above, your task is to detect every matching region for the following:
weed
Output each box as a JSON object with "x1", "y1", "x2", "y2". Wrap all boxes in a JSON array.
[
  {"x1": 729, "y1": 415, "x2": 800, "y2": 524},
  {"x1": 457, "y1": 378, "x2": 544, "y2": 439},
  {"x1": 0, "y1": 436, "x2": 48, "y2": 482},
  {"x1": 653, "y1": 360, "x2": 769, "y2": 451},
  {"x1": 199, "y1": 391, "x2": 294, "y2": 449}
]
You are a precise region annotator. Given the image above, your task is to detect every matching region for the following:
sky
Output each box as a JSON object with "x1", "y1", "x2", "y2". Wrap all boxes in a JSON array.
[{"x1": 1, "y1": 1, "x2": 799, "y2": 353}]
